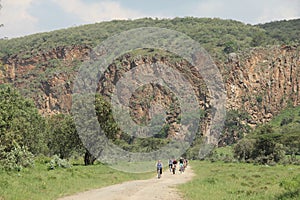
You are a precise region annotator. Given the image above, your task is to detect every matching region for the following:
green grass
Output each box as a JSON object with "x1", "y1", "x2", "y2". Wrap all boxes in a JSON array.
[
  {"x1": 180, "y1": 161, "x2": 300, "y2": 200},
  {"x1": 0, "y1": 161, "x2": 153, "y2": 200},
  {"x1": 269, "y1": 105, "x2": 300, "y2": 129}
]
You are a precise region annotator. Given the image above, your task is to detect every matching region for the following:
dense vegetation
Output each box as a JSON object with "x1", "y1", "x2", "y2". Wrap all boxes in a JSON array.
[
  {"x1": 1, "y1": 17, "x2": 299, "y2": 60},
  {"x1": 257, "y1": 19, "x2": 300, "y2": 45},
  {"x1": 0, "y1": 85, "x2": 84, "y2": 170},
  {"x1": 0, "y1": 85, "x2": 173, "y2": 171},
  {"x1": 232, "y1": 105, "x2": 300, "y2": 164}
]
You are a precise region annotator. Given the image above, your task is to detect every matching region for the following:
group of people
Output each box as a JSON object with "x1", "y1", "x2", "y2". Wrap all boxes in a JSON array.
[{"x1": 156, "y1": 157, "x2": 188, "y2": 178}]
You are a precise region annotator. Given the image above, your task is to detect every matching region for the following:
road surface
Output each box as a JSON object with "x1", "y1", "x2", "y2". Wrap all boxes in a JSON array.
[{"x1": 58, "y1": 167, "x2": 194, "y2": 200}]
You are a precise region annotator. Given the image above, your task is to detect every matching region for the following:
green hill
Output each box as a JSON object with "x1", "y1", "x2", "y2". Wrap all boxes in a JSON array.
[
  {"x1": 1, "y1": 17, "x2": 298, "y2": 60},
  {"x1": 256, "y1": 18, "x2": 300, "y2": 44}
]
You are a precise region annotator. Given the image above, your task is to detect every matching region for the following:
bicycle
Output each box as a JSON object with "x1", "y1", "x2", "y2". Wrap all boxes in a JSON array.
[
  {"x1": 179, "y1": 163, "x2": 184, "y2": 173},
  {"x1": 157, "y1": 168, "x2": 161, "y2": 179}
]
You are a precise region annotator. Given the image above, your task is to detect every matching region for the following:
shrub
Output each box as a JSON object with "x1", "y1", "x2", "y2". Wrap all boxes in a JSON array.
[
  {"x1": 0, "y1": 142, "x2": 34, "y2": 171},
  {"x1": 280, "y1": 117, "x2": 293, "y2": 126},
  {"x1": 47, "y1": 155, "x2": 72, "y2": 170},
  {"x1": 233, "y1": 138, "x2": 285, "y2": 164},
  {"x1": 233, "y1": 139, "x2": 255, "y2": 161}
]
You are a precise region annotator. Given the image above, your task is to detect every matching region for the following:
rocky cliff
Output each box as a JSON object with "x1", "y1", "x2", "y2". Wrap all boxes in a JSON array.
[
  {"x1": 0, "y1": 44, "x2": 299, "y2": 128},
  {"x1": 222, "y1": 45, "x2": 299, "y2": 125}
]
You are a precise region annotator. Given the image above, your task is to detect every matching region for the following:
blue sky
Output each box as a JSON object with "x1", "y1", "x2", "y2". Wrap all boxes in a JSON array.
[{"x1": 0, "y1": 0, "x2": 299, "y2": 38}]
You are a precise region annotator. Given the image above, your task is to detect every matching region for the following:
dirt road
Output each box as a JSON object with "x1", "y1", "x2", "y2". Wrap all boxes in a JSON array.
[{"x1": 58, "y1": 167, "x2": 194, "y2": 200}]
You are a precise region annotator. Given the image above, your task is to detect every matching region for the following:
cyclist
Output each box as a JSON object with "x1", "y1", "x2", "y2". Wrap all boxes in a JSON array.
[
  {"x1": 179, "y1": 157, "x2": 185, "y2": 173},
  {"x1": 156, "y1": 160, "x2": 163, "y2": 178},
  {"x1": 172, "y1": 159, "x2": 177, "y2": 174},
  {"x1": 168, "y1": 159, "x2": 173, "y2": 172}
]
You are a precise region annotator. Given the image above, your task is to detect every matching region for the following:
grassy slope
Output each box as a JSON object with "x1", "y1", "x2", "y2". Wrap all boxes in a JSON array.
[
  {"x1": 180, "y1": 161, "x2": 300, "y2": 200},
  {"x1": 268, "y1": 105, "x2": 300, "y2": 132},
  {"x1": 0, "y1": 161, "x2": 153, "y2": 200}
]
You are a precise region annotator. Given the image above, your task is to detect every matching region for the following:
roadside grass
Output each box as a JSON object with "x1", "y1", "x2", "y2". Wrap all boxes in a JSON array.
[
  {"x1": 180, "y1": 160, "x2": 300, "y2": 200},
  {"x1": 0, "y1": 160, "x2": 153, "y2": 200}
]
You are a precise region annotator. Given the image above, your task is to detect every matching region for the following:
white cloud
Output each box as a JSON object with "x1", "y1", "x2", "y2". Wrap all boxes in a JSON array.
[
  {"x1": 52, "y1": 0, "x2": 143, "y2": 23},
  {"x1": 257, "y1": 0, "x2": 300, "y2": 23},
  {"x1": 194, "y1": 0, "x2": 300, "y2": 24},
  {"x1": 0, "y1": 0, "x2": 39, "y2": 38}
]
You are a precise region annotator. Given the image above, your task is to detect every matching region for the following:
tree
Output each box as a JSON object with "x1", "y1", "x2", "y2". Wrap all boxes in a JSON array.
[
  {"x1": 94, "y1": 94, "x2": 121, "y2": 141},
  {"x1": 0, "y1": 85, "x2": 46, "y2": 156},
  {"x1": 46, "y1": 114, "x2": 84, "y2": 159},
  {"x1": 251, "y1": 31, "x2": 267, "y2": 47},
  {"x1": 218, "y1": 110, "x2": 251, "y2": 146},
  {"x1": 233, "y1": 124, "x2": 286, "y2": 164},
  {"x1": 223, "y1": 41, "x2": 238, "y2": 54}
]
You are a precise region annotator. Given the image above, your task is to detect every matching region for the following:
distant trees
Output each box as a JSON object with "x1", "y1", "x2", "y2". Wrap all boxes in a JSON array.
[
  {"x1": 257, "y1": 19, "x2": 300, "y2": 44},
  {"x1": 1, "y1": 17, "x2": 298, "y2": 59},
  {"x1": 233, "y1": 123, "x2": 300, "y2": 164},
  {"x1": 233, "y1": 135, "x2": 285, "y2": 164},
  {"x1": 218, "y1": 110, "x2": 251, "y2": 146},
  {"x1": 0, "y1": 85, "x2": 89, "y2": 170},
  {"x1": 94, "y1": 94, "x2": 120, "y2": 141}
]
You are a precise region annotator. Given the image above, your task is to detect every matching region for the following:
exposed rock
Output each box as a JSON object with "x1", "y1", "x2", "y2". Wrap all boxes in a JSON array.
[{"x1": 0, "y1": 44, "x2": 299, "y2": 137}]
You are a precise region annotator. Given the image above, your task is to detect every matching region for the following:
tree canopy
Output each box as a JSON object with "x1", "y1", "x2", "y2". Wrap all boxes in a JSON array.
[{"x1": 0, "y1": 84, "x2": 46, "y2": 155}]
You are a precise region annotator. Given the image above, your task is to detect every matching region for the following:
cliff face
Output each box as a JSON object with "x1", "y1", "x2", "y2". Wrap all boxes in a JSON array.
[
  {"x1": 0, "y1": 45, "x2": 90, "y2": 114},
  {"x1": 223, "y1": 45, "x2": 300, "y2": 125},
  {"x1": 0, "y1": 45, "x2": 299, "y2": 127}
]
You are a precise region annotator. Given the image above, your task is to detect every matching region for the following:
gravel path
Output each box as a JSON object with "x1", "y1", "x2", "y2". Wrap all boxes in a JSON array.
[{"x1": 58, "y1": 166, "x2": 194, "y2": 200}]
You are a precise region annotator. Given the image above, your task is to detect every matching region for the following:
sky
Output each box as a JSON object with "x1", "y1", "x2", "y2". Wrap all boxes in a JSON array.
[{"x1": 0, "y1": 0, "x2": 299, "y2": 39}]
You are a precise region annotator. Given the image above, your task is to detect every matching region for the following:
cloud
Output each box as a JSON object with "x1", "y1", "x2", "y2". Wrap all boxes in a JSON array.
[
  {"x1": 0, "y1": 0, "x2": 39, "y2": 38},
  {"x1": 52, "y1": 0, "x2": 143, "y2": 23},
  {"x1": 194, "y1": 0, "x2": 300, "y2": 24},
  {"x1": 257, "y1": 0, "x2": 300, "y2": 23}
]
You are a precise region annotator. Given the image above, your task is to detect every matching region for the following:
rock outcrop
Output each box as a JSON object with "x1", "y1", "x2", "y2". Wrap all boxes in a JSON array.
[
  {"x1": 222, "y1": 45, "x2": 299, "y2": 125},
  {"x1": 0, "y1": 44, "x2": 299, "y2": 129}
]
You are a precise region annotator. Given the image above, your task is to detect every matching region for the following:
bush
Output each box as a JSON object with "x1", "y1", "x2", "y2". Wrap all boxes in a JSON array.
[
  {"x1": 47, "y1": 155, "x2": 72, "y2": 170},
  {"x1": 280, "y1": 117, "x2": 293, "y2": 126},
  {"x1": 0, "y1": 143, "x2": 34, "y2": 171},
  {"x1": 253, "y1": 138, "x2": 285, "y2": 164},
  {"x1": 233, "y1": 138, "x2": 285, "y2": 164},
  {"x1": 233, "y1": 139, "x2": 255, "y2": 161}
]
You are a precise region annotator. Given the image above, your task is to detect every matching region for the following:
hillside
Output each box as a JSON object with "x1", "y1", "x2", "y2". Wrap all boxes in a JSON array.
[
  {"x1": 256, "y1": 18, "x2": 300, "y2": 44},
  {"x1": 0, "y1": 17, "x2": 299, "y2": 143},
  {"x1": 0, "y1": 17, "x2": 295, "y2": 58}
]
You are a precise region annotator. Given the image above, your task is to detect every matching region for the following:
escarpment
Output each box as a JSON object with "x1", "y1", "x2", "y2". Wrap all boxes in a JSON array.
[{"x1": 0, "y1": 44, "x2": 299, "y2": 133}]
